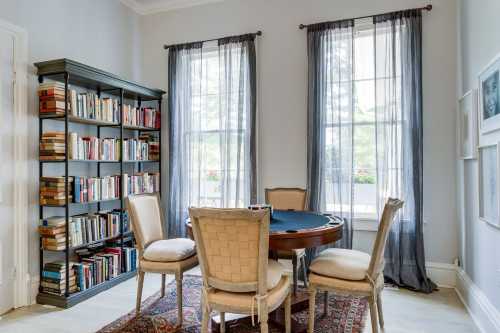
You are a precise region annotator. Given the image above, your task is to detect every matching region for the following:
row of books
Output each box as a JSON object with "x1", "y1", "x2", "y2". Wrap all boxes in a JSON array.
[
  {"x1": 68, "y1": 133, "x2": 121, "y2": 161},
  {"x1": 39, "y1": 212, "x2": 131, "y2": 251},
  {"x1": 123, "y1": 105, "x2": 160, "y2": 129},
  {"x1": 73, "y1": 175, "x2": 121, "y2": 203},
  {"x1": 40, "y1": 247, "x2": 137, "y2": 296},
  {"x1": 40, "y1": 172, "x2": 160, "y2": 206},
  {"x1": 123, "y1": 138, "x2": 157, "y2": 161},
  {"x1": 39, "y1": 83, "x2": 160, "y2": 129},
  {"x1": 123, "y1": 172, "x2": 160, "y2": 196}
]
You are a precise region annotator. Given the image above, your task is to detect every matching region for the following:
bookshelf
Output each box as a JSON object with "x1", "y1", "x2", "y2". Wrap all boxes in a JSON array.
[{"x1": 35, "y1": 59, "x2": 165, "y2": 308}]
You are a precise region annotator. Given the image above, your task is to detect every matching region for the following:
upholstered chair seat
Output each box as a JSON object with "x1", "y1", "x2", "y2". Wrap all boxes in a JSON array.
[
  {"x1": 267, "y1": 260, "x2": 286, "y2": 290},
  {"x1": 307, "y1": 198, "x2": 404, "y2": 333},
  {"x1": 309, "y1": 248, "x2": 371, "y2": 281},
  {"x1": 143, "y1": 238, "x2": 196, "y2": 262},
  {"x1": 126, "y1": 194, "x2": 198, "y2": 327}
]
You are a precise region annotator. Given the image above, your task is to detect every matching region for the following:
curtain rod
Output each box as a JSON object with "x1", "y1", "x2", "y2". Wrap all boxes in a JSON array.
[
  {"x1": 298, "y1": 4, "x2": 432, "y2": 29},
  {"x1": 163, "y1": 31, "x2": 262, "y2": 50}
]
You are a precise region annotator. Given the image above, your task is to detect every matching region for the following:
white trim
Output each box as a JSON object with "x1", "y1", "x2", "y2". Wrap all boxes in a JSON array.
[
  {"x1": 0, "y1": 18, "x2": 30, "y2": 309},
  {"x1": 455, "y1": 268, "x2": 500, "y2": 333},
  {"x1": 425, "y1": 261, "x2": 457, "y2": 288},
  {"x1": 120, "y1": 0, "x2": 224, "y2": 15}
]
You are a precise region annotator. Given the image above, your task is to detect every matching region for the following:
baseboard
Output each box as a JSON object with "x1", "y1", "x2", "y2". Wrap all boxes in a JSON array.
[
  {"x1": 30, "y1": 276, "x2": 39, "y2": 305},
  {"x1": 426, "y1": 261, "x2": 457, "y2": 288},
  {"x1": 455, "y1": 268, "x2": 500, "y2": 333}
]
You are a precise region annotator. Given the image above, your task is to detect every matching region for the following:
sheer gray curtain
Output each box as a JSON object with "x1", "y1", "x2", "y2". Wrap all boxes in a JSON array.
[
  {"x1": 307, "y1": 20, "x2": 355, "y2": 253},
  {"x1": 167, "y1": 36, "x2": 257, "y2": 238},
  {"x1": 374, "y1": 10, "x2": 436, "y2": 292}
]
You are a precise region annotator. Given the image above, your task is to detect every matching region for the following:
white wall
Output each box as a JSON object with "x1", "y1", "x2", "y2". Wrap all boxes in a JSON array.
[
  {"x1": 458, "y1": 0, "x2": 500, "y2": 313},
  {"x1": 0, "y1": 0, "x2": 141, "y2": 295},
  {"x1": 139, "y1": 0, "x2": 459, "y2": 264}
]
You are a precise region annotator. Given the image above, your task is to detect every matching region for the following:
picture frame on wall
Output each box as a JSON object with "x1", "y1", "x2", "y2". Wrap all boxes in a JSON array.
[
  {"x1": 479, "y1": 53, "x2": 500, "y2": 134},
  {"x1": 458, "y1": 90, "x2": 478, "y2": 159},
  {"x1": 478, "y1": 143, "x2": 500, "y2": 228}
]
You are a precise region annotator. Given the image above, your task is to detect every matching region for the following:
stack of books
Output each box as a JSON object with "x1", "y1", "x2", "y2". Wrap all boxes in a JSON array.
[
  {"x1": 123, "y1": 138, "x2": 150, "y2": 161},
  {"x1": 122, "y1": 247, "x2": 138, "y2": 272},
  {"x1": 40, "y1": 177, "x2": 73, "y2": 206},
  {"x1": 38, "y1": 82, "x2": 67, "y2": 116},
  {"x1": 70, "y1": 211, "x2": 122, "y2": 247},
  {"x1": 68, "y1": 133, "x2": 120, "y2": 161},
  {"x1": 139, "y1": 133, "x2": 159, "y2": 160},
  {"x1": 40, "y1": 132, "x2": 66, "y2": 161},
  {"x1": 69, "y1": 90, "x2": 120, "y2": 123},
  {"x1": 39, "y1": 216, "x2": 68, "y2": 251},
  {"x1": 41, "y1": 261, "x2": 77, "y2": 295},
  {"x1": 73, "y1": 175, "x2": 120, "y2": 203},
  {"x1": 123, "y1": 172, "x2": 160, "y2": 196},
  {"x1": 123, "y1": 105, "x2": 160, "y2": 129}
]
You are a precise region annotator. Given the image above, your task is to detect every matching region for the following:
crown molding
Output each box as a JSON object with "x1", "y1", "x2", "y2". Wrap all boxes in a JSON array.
[{"x1": 120, "y1": 0, "x2": 224, "y2": 15}]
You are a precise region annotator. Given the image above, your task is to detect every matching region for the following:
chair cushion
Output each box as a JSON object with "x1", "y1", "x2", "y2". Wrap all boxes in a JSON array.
[
  {"x1": 268, "y1": 259, "x2": 286, "y2": 290},
  {"x1": 143, "y1": 238, "x2": 196, "y2": 262},
  {"x1": 309, "y1": 248, "x2": 370, "y2": 281}
]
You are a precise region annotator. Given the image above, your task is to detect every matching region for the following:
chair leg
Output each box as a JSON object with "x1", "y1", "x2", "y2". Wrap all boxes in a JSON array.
[
  {"x1": 176, "y1": 273, "x2": 183, "y2": 327},
  {"x1": 377, "y1": 292, "x2": 384, "y2": 328},
  {"x1": 161, "y1": 274, "x2": 166, "y2": 298},
  {"x1": 308, "y1": 287, "x2": 317, "y2": 333},
  {"x1": 292, "y1": 255, "x2": 298, "y2": 295},
  {"x1": 220, "y1": 312, "x2": 226, "y2": 333},
  {"x1": 260, "y1": 303, "x2": 269, "y2": 333},
  {"x1": 135, "y1": 271, "x2": 145, "y2": 315},
  {"x1": 301, "y1": 256, "x2": 308, "y2": 288},
  {"x1": 369, "y1": 295, "x2": 379, "y2": 333},
  {"x1": 323, "y1": 291, "x2": 329, "y2": 316},
  {"x1": 201, "y1": 293, "x2": 209, "y2": 333},
  {"x1": 285, "y1": 290, "x2": 292, "y2": 333}
]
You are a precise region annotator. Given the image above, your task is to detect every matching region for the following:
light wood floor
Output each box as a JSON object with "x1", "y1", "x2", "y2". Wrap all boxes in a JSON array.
[{"x1": 0, "y1": 265, "x2": 478, "y2": 333}]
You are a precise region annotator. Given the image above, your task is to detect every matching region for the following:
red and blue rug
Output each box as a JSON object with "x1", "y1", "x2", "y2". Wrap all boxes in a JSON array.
[{"x1": 97, "y1": 275, "x2": 368, "y2": 333}]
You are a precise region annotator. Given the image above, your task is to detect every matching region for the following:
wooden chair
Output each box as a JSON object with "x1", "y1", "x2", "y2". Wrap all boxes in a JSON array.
[
  {"x1": 265, "y1": 187, "x2": 308, "y2": 294},
  {"x1": 126, "y1": 193, "x2": 198, "y2": 326},
  {"x1": 307, "y1": 198, "x2": 404, "y2": 333},
  {"x1": 189, "y1": 207, "x2": 292, "y2": 333}
]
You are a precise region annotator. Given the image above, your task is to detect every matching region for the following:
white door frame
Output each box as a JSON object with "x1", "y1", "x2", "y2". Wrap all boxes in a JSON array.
[{"x1": 0, "y1": 18, "x2": 30, "y2": 308}]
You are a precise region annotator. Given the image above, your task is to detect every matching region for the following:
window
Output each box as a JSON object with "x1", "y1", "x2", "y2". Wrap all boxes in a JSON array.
[
  {"x1": 323, "y1": 21, "x2": 402, "y2": 220},
  {"x1": 185, "y1": 45, "x2": 252, "y2": 208}
]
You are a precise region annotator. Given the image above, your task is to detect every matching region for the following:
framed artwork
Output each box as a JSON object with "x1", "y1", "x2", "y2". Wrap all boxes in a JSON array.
[
  {"x1": 458, "y1": 90, "x2": 478, "y2": 159},
  {"x1": 478, "y1": 144, "x2": 500, "y2": 228},
  {"x1": 479, "y1": 54, "x2": 500, "y2": 134}
]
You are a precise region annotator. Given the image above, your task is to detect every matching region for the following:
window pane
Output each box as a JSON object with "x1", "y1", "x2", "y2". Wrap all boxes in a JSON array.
[{"x1": 354, "y1": 26, "x2": 374, "y2": 80}]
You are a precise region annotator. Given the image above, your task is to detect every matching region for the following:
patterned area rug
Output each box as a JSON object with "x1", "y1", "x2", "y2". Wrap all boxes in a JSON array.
[{"x1": 97, "y1": 275, "x2": 368, "y2": 333}]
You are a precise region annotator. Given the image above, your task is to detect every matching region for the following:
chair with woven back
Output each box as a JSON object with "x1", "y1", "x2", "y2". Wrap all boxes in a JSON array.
[
  {"x1": 189, "y1": 207, "x2": 292, "y2": 333},
  {"x1": 307, "y1": 198, "x2": 404, "y2": 333},
  {"x1": 126, "y1": 193, "x2": 198, "y2": 326},
  {"x1": 265, "y1": 187, "x2": 309, "y2": 294}
]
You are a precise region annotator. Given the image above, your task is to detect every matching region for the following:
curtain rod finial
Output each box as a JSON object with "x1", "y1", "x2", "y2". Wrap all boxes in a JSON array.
[
  {"x1": 299, "y1": 24, "x2": 306, "y2": 30},
  {"x1": 425, "y1": 4, "x2": 432, "y2": 11},
  {"x1": 256, "y1": 31, "x2": 262, "y2": 36}
]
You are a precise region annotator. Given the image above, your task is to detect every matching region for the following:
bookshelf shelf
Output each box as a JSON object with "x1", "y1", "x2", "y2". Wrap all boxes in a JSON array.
[
  {"x1": 36, "y1": 269, "x2": 137, "y2": 308},
  {"x1": 36, "y1": 59, "x2": 165, "y2": 308}
]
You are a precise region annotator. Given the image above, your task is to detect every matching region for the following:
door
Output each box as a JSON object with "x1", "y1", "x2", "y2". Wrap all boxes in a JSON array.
[{"x1": 0, "y1": 26, "x2": 15, "y2": 315}]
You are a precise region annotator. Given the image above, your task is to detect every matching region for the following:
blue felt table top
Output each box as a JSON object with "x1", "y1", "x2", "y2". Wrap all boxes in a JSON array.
[{"x1": 269, "y1": 210, "x2": 331, "y2": 233}]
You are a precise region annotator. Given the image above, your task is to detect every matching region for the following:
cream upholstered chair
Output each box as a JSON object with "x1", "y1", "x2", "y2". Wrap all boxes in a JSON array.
[
  {"x1": 189, "y1": 208, "x2": 292, "y2": 333},
  {"x1": 307, "y1": 198, "x2": 404, "y2": 333},
  {"x1": 265, "y1": 187, "x2": 308, "y2": 294},
  {"x1": 126, "y1": 193, "x2": 198, "y2": 326}
]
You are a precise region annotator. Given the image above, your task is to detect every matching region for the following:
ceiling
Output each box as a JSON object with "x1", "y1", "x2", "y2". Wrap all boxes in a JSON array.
[{"x1": 121, "y1": 0, "x2": 224, "y2": 14}]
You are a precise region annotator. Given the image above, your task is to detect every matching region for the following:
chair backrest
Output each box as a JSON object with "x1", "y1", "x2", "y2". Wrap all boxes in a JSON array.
[
  {"x1": 189, "y1": 208, "x2": 270, "y2": 295},
  {"x1": 367, "y1": 198, "x2": 404, "y2": 280},
  {"x1": 265, "y1": 187, "x2": 307, "y2": 211},
  {"x1": 125, "y1": 193, "x2": 166, "y2": 253}
]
